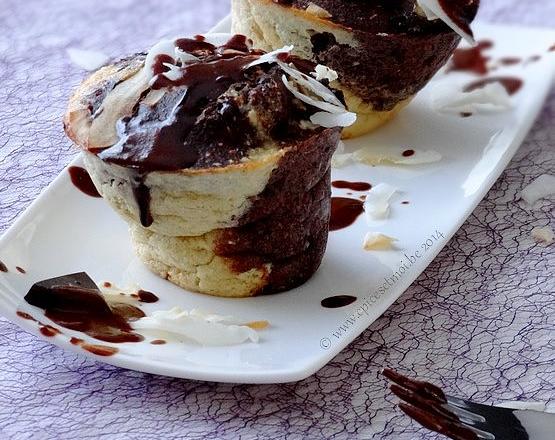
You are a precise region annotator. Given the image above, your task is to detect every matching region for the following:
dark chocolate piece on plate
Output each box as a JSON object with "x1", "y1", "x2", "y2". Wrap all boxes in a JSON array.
[{"x1": 24, "y1": 272, "x2": 112, "y2": 316}]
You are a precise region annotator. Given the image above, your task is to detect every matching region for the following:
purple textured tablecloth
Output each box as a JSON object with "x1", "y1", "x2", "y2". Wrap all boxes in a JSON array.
[{"x1": 0, "y1": 1, "x2": 553, "y2": 439}]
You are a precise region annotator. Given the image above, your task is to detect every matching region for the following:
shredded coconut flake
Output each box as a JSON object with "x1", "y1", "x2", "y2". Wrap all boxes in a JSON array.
[
  {"x1": 279, "y1": 61, "x2": 343, "y2": 107},
  {"x1": 312, "y1": 64, "x2": 339, "y2": 82},
  {"x1": 67, "y1": 48, "x2": 109, "y2": 71},
  {"x1": 99, "y1": 282, "x2": 142, "y2": 305},
  {"x1": 331, "y1": 153, "x2": 355, "y2": 168},
  {"x1": 531, "y1": 227, "x2": 554, "y2": 245},
  {"x1": 306, "y1": 3, "x2": 332, "y2": 18},
  {"x1": 310, "y1": 111, "x2": 357, "y2": 128},
  {"x1": 142, "y1": 35, "x2": 355, "y2": 129},
  {"x1": 246, "y1": 45, "x2": 293, "y2": 68},
  {"x1": 416, "y1": 0, "x2": 474, "y2": 44},
  {"x1": 363, "y1": 232, "x2": 398, "y2": 250},
  {"x1": 363, "y1": 183, "x2": 398, "y2": 222},
  {"x1": 520, "y1": 174, "x2": 555, "y2": 205},
  {"x1": 354, "y1": 148, "x2": 442, "y2": 166},
  {"x1": 132, "y1": 307, "x2": 263, "y2": 346},
  {"x1": 432, "y1": 82, "x2": 512, "y2": 114}
]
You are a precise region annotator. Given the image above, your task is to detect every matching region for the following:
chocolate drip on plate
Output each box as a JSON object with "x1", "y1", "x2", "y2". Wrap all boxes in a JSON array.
[
  {"x1": 136, "y1": 290, "x2": 159, "y2": 303},
  {"x1": 0, "y1": 260, "x2": 7, "y2": 272},
  {"x1": 329, "y1": 197, "x2": 364, "y2": 231},
  {"x1": 68, "y1": 166, "x2": 102, "y2": 198},
  {"x1": 332, "y1": 180, "x2": 371, "y2": 191},
  {"x1": 321, "y1": 295, "x2": 357, "y2": 308},
  {"x1": 449, "y1": 40, "x2": 493, "y2": 75}
]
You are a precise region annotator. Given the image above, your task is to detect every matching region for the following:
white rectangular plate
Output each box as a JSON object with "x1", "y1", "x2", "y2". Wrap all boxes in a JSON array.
[{"x1": 0, "y1": 18, "x2": 554, "y2": 383}]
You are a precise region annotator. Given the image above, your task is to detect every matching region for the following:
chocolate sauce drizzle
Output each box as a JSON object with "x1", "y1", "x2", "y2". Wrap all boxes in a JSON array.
[
  {"x1": 0, "y1": 260, "x2": 7, "y2": 272},
  {"x1": 68, "y1": 166, "x2": 102, "y2": 198},
  {"x1": 16, "y1": 266, "x2": 26, "y2": 274},
  {"x1": 24, "y1": 272, "x2": 144, "y2": 343},
  {"x1": 91, "y1": 35, "x2": 329, "y2": 228},
  {"x1": 464, "y1": 76, "x2": 523, "y2": 96},
  {"x1": 331, "y1": 180, "x2": 372, "y2": 191},
  {"x1": 97, "y1": 35, "x2": 261, "y2": 174},
  {"x1": 449, "y1": 40, "x2": 493, "y2": 75},
  {"x1": 329, "y1": 197, "x2": 364, "y2": 231},
  {"x1": 321, "y1": 295, "x2": 357, "y2": 308}
]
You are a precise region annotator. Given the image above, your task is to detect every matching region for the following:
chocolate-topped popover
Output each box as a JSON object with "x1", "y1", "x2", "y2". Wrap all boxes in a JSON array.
[
  {"x1": 231, "y1": 0, "x2": 480, "y2": 138},
  {"x1": 64, "y1": 33, "x2": 354, "y2": 297}
]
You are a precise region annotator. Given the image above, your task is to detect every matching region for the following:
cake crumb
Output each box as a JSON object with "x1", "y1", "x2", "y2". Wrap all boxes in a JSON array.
[{"x1": 245, "y1": 320, "x2": 270, "y2": 330}]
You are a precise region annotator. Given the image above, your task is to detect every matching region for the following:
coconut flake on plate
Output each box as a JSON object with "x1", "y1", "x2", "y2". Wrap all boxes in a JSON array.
[
  {"x1": 99, "y1": 282, "x2": 143, "y2": 306},
  {"x1": 531, "y1": 226, "x2": 554, "y2": 245},
  {"x1": 520, "y1": 174, "x2": 555, "y2": 205},
  {"x1": 132, "y1": 307, "x2": 264, "y2": 346},
  {"x1": 432, "y1": 82, "x2": 512, "y2": 115},
  {"x1": 67, "y1": 48, "x2": 110, "y2": 71},
  {"x1": 363, "y1": 232, "x2": 398, "y2": 250},
  {"x1": 416, "y1": 0, "x2": 475, "y2": 44},
  {"x1": 331, "y1": 141, "x2": 355, "y2": 168},
  {"x1": 363, "y1": 183, "x2": 398, "y2": 222},
  {"x1": 354, "y1": 148, "x2": 442, "y2": 166}
]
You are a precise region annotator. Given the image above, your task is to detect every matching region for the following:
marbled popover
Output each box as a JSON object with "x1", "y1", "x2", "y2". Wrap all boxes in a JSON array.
[
  {"x1": 64, "y1": 34, "x2": 354, "y2": 297},
  {"x1": 232, "y1": 0, "x2": 480, "y2": 137}
]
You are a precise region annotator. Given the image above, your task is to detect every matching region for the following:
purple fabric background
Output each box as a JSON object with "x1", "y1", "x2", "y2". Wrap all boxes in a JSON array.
[{"x1": 0, "y1": 1, "x2": 554, "y2": 439}]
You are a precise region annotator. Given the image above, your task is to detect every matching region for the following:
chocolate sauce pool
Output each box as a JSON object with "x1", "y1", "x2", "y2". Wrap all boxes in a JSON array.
[
  {"x1": 329, "y1": 197, "x2": 364, "y2": 231},
  {"x1": 68, "y1": 166, "x2": 101, "y2": 198},
  {"x1": 24, "y1": 272, "x2": 144, "y2": 343},
  {"x1": 321, "y1": 295, "x2": 357, "y2": 308},
  {"x1": 332, "y1": 180, "x2": 371, "y2": 191}
]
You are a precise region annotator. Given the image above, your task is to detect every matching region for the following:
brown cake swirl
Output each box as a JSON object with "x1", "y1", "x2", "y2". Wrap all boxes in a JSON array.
[
  {"x1": 231, "y1": 0, "x2": 480, "y2": 137},
  {"x1": 64, "y1": 34, "x2": 350, "y2": 297}
]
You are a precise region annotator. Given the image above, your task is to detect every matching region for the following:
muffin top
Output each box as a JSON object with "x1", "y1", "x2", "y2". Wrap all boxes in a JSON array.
[
  {"x1": 272, "y1": 0, "x2": 479, "y2": 37},
  {"x1": 64, "y1": 34, "x2": 354, "y2": 173}
]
